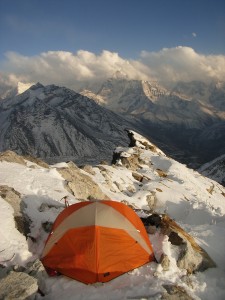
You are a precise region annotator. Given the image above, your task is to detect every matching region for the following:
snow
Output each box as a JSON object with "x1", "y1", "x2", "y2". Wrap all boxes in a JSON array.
[
  {"x1": 0, "y1": 141, "x2": 225, "y2": 299},
  {"x1": 0, "y1": 197, "x2": 32, "y2": 265},
  {"x1": 198, "y1": 154, "x2": 225, "y2": 185},
  {"x1": 17, "y1": 82, "x2": 34, "y2": 95}
]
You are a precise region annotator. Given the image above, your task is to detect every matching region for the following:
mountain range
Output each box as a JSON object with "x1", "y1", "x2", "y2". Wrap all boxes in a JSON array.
[
  {"x1": 0, "y1": 83, "x2": 133, "y2": 165},
  {"x1": 0, "y1": 76, "x2": 224, "y2": 169},
  {"x1": 80, "y1": 76, "x2": 225, "y2": 167}
]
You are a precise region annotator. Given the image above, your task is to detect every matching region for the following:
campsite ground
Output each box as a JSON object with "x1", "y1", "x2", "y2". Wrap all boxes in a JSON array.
[{"x1": 0, "y1": 133, "x2": 225, "y2": 299}]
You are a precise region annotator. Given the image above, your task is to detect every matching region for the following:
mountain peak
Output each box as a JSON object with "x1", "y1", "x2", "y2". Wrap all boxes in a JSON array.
[
  {"x1": 112, "y1": 70, "x2": 128, "y2": 80},
  {"x1": 29, "y1": 82, "x2": 45, "y2": 90},
  {"x1": 17, "y1": 82, "x2": 35, "y2": 95}
]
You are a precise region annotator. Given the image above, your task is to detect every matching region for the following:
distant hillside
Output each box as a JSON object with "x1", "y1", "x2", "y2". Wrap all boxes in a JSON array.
[{"x1": 0, "y1": 83, "x2": 134, "y2": 165}]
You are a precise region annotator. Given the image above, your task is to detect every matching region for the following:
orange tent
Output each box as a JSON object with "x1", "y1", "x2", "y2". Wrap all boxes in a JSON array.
[{"x1": 41, "y1": 200, "x2": 154, "y2": 284}]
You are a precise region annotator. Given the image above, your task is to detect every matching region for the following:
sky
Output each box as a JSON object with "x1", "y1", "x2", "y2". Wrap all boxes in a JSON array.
[{"x1": 0, "y1": 0, "x2": 225, "y2": 89}]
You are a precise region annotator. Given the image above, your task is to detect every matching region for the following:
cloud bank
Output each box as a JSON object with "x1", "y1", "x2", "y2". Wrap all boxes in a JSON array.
[{"x1": 1, "y1": 47, "x2": 225, "y2": 91}]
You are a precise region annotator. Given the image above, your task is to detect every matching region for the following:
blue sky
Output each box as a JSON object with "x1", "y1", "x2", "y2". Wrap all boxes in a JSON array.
[
  {"x1": 0, "y1": 0, "x2": 224, "y2": 60},
  {"x1": 0, "y1": 0, "x2": 225, "y2": 88}
]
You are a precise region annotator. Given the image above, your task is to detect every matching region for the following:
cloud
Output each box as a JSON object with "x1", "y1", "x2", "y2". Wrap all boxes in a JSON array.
[
  {"x1": 1, "y1": 50, "x2": 149, "y2": 91},
  {"x1": 192, "y1": 32, "x2": 197, "y2": 38},
  {"x1": 140, "y1": 46, "x2": 225, "y2": 84},
  {"x1": 1, "y1": 47, "x2": 225, "y2": 90}
]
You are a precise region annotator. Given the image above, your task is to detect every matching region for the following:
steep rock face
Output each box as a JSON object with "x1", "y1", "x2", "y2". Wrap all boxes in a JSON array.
[{"x1": 0, "y1": 83, "x2": 132, "y2": 164}]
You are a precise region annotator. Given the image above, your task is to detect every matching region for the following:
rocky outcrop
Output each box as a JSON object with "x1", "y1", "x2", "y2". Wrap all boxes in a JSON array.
[
  {"x1": 162, "y1": 284, "x2": 194, "y2": 300},
  {"x1": 0, "y1": 259, "x2": 47, "y2": 299},
  {"x1": 80, "y1": 165, "x2": 96, "y2": 175},
  {"x1": 161, "y1": 215, "x2": 216, "y2": 273},
  {"x1": 127, "y1": 130, "x2": 160, "y2": 153},
  {"x1": 0, "y1": 150, "x2": 48, "y2": 169},
  {"x1": 0, "y1": 150, "x2": 26, "y2": 165},
  {"x1": 0, "y1": 270, "x2": 38, "y2": 299},
  {"x1": 112, "y1": 130, "x2": 165, "y2": 171},
  {"x1": 0, "y1": 185, "x2": 29, "y2": 235},
  {"x1": 57, "y1": 161, "x2": 109, "y2": 200},
  {"x1": 113, "y1": 149, "x2": 142, "y2": 171},
  {"x1": 24, "y1": 155, "x2": 49, "y2": 169},
  {"x1": 146, "y1": 192, "x2": 157, "y2": 212},
  {"x1": 142, "y1": 213, "x2": 216, "y2": 274}
]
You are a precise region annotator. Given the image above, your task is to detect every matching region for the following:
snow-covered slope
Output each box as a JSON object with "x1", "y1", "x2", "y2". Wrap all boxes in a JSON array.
[
  {"x1": 0, "y1": 131, "x2": 225, "y2": 299},
  {"x1": 198, "y1": 154, "x2": 225, "y2": 186},
  {"x1": 172, "y1": 81, "x2": 225, "y2": 112},
  {"x1": 0, "y1": 83, "x2": 134, "y2": 164}
]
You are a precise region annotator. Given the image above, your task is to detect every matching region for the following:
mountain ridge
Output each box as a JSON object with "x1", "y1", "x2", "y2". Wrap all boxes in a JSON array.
[
  {"x1": 0, "y1": 83, "x2": 134, "y2": 165},
  {"x1": 80, "y1": 77, "x2": 225, "y2": 167},
  {"x1": 1, "y1": 78, "x2": 225, "y2": 168}
]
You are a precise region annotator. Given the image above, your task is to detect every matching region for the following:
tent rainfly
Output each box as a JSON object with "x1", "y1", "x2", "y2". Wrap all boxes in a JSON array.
[{"x1": 41, "y1": 200, "x2": 154, "y2": 284}]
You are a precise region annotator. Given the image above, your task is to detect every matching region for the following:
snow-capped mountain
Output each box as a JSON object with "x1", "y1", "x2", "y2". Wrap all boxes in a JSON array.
[
  {"x1": 1, "y1": 77, "x2": 225, "y2": 167},
  {"x1": 0, "y1": 130, "x2": 225, "y2": 299},
  {"x1": 198, "y1": 154, "x2": 225, "y2": 186},
  {"x1": 0, "y1": 81, "x2": 34, "y2": 100},
  {"x1": 81, "y1": 77, "x2": 225, "y2": 167},
  {"x1": 172, "y1": 81, "x2": 225, "y2": 111},
  {"x1": 0, "y1": 83, "x2": 134, "y2": 164},
  {"x1": 81, "y1": 77, "x2": 224, "y2": 127},
  {"x1": 0, "y1": 82, "x2": 16, "y2": 100},
  {"x1": 17, "y1": 81, "x2": 34, "y2": 94}
]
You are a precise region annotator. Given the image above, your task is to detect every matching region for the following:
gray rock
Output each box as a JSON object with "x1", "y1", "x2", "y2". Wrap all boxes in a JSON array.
[
  {"x1": 0, "y1": 271, "x2": 38, "y2": 300},
  {"x1": 25, "y1": 259, "x2": 48, "y2": 294},
  {"x1": 42, "y1": 221, "x2": 53, "y2": 233},
  {"x1": 141, "y1": 213, "x2": 216, "y2": 274},
  {"x1": 162, "y1": 284, "x2": 194, "y2": 300},
  {"x1": 0, "y1": 150, "x2": 26, "y2": 165},
  {"x1": 114, "y1": 181, "x2": 124, "y2": 192},
  {"x1": 160, "y1": 214, "x2": 217, "y2": 273},
  {"x1": 132, "y1": 171, "x2": 143, "y2": 182},
  {"x1": 0, "y1": 185, "x2": 29, "y2": 236},
  {"x1": 177, "y1": 242, "x2": 204, "y2": 273},
  {"x1": 58, "y1": 161, "x2": 109, "y2": 200},
  {"x1": 160, "y1": 254, "x2": 170, "y2": 271},
  {"x1": 81, "y1": 165, "x2": 96, "y2": 175},
  {"x1": 146, "y1": 225, "x2": 157, "y2": 234},
  {"x1": 146, "y1": 192, "x2": 157, "y2": 212}
]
